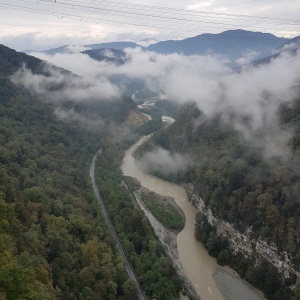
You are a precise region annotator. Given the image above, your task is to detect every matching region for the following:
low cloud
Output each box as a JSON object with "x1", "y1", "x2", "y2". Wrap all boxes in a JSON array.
[
  {"x1": 0, "y1": 32, "x2": 97, "y2": 52},
  {"x1": 11, "y1": 63, "x2": 120, "y2": 102},
  {"x1": 136, "y1": 147, "x2": 191, "y2": 175},
  {"x1": 17, "y1": 46, "x2": 300, "y2": 158},
  {"x1": 54, "y1": 107, "x2": 105, "y2": 129},
  {"x1": 66, "y1": 45, "x2": 91, "y2": 53},
  {"x1": 236, "y1": 50, "x2": 260, "y2": 65}
]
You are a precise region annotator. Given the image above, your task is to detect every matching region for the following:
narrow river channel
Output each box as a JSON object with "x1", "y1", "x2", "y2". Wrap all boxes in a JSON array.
[
  {"x1": 121, "y1": 134, "x2": 265, "y2": 300},
  {"x1": 121, "y1": 135, "x2": 224, "y2": 300}
]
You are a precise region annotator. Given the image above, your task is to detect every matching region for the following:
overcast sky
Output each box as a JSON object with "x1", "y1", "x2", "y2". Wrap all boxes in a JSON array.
[{"x1": 0, "y1": 0, "x2": 300, "y2": 51}]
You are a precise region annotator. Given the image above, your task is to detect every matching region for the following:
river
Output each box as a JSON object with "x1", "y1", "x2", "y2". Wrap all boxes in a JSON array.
[
  {"x1": 121, "y1": 134, "x2": 265, "y2": 300},
  {"x1": 121, "y1": 135, "x2": 224, "y2": 300}
]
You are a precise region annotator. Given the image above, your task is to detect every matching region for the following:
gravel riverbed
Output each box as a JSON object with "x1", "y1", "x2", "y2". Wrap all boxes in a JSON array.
[
  {"x1": 134, "y1": 188, "x2": 200, "y2": 300},
  {"x1": 214, "y1": 268, "x2": 265, "y2": 300},
  {"x1": 134, "y1": 187, "x2": 265, "y2": 300}
]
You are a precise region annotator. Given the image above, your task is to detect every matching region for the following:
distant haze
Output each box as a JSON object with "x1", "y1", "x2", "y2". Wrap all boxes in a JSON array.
[
  {"x1": 16, "y1": 43, "x2": 300, "y2": 158},
  {"x1": 0, "y1": 0, "x2": 299, "y2": 51},
  {"x1": 26, "y1": 30, "x2": 289, "y2": 66}
]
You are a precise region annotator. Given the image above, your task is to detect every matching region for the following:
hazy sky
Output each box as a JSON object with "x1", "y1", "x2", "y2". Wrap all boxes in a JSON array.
[{"x1": 0, "y1": 0, "x2": 300, "y2": 50}]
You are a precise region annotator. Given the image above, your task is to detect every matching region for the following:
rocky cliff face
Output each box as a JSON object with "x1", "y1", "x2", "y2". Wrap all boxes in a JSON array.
[{"x1": 185, "y1": 184, "x2": 299, "y2": 279}]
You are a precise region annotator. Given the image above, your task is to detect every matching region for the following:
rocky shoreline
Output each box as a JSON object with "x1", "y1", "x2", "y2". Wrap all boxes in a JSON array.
[
  {"x1": 134, "y1": 187, "x2": 200, "y2": 300},
  {"x1": 214, "y1": 267, "x2": 265, "y2": 300},
  {"x1": 185, "y1": 184, "x2": 299, "y2": 280},
  {"x1": 134, "y1": 187, "x2": 265, "y2": 300}
]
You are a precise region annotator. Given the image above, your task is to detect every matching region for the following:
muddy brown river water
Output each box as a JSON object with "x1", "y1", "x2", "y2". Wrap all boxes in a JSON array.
[
  {"x1": 121, "y1": 135, "x2": 225, "y2": 300},
  {"x1": 121, "y1": 133, "x2": 265, "y2": 300}
]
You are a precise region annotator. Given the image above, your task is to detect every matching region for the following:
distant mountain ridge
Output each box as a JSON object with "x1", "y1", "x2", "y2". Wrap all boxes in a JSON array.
[
  {"x1": 251, "y1": 34, "x2": 300, "y2": 66},
  {"x1": 82, "y1": 48, "x2": 127, "y2": 64},
  {"x1": 24, "y1": 41, "x2": 142, "y2": 55},
  {"x1": 24, "y1": 30, "x2": 290, "y2": 65},
  {"x1": 147, "y1": 29, "x2": 287, "y2": 63}
]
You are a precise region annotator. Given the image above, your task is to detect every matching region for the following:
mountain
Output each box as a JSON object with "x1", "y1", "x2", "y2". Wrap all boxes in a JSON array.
[
  {"x1": 251, "y1": 35, "x2": 300, "y2": 66},
  {"x1": 275, "y1": 34, "x2": 300, "y2": 52},
  {"x1": 82, "y1": 48, "x2": 127, "y2": 64},
  {"x1": 135, "y1": 93, "x2": 300, "y2": 298},
  {"x1": 0, "y1": 44, "x2": 45, "y2": 75},
  {"x1": 0, "y1": 44, "x2": 183, "y2": 300},
  {"x1": 0, "y1": 44, "x2": 139, "y2": 299},
  {"x1": 24, "y1": 41, "x2": 142, "y2": 55},
  {"x1": 0, "y1": 44, "x2": 127, "y2": 300},
  {"x1": 147, "y1": 29, "x2": 288, "y2": 63},
  {"x1": 24, "y1": 30, "x2": 288, "y2": 65},
  {"x1": 86, "y1": 41, "x2": 142, "y2": 51}
]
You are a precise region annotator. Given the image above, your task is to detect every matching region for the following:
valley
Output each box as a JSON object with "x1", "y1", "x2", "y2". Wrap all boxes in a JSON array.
[
  {"x1": 122, "y1": 134, "x2": 265, "y2": 300},
  {"x1": 0, "y1": 21, "x2": 300, "y2": 300}
]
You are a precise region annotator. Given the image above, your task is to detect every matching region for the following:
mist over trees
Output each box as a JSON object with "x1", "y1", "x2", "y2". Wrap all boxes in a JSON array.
[
  {"x1": 0, "y1": 41, "x2": 192, "y2": 300},
  {"x1": 137, "y1": 97, "x2": 300, "y2": 298},
  {"x1": 1, "y1": 29, "x2": 300, "y2": 300},
  {"x1": 0, "y1": 44, "x2": 139, "y2": 300}
]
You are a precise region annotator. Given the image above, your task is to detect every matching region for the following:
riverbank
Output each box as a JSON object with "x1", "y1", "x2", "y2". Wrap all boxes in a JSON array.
[
  {"x1": 134, "y1": 187, "x2": 199, "y2": 300},
  {"x1": 121, "y1": 135, "x2": 266, "y2": 300},
  {"x1": 135, "y1": 187, "x2": 264, "y2": 300},
  {"x1": 139, "y1": 187, "x2": 185, "y2": 231},
  {"x1": 134, "y1": 188, "x2": 179, "y2": 259},
  {"x1": 214, "y1": 267, "x2": 265, "y2": 300}
]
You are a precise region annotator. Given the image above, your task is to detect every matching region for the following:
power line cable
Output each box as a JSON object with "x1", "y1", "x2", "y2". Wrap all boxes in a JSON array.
[
  {"x1": 15, "y1": 0, "x2": 300, "y2": 32},
  {"x1": 36, "y1": 0, "x2": 300, "y2": 25},
  {"x1": 46, "y1": 0, "x2": 300, "y2": 23},
  {"x1": 0, "y1": 2, "x2": 204, "y2": 35},
  {"x1": 1, "y1": 1, "x2": 299, "y2": 39}
]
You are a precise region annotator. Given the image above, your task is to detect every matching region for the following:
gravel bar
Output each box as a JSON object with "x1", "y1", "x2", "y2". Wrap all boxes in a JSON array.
[{"x1": 214, "y1": 268, "x2": 265, "y2": 300}]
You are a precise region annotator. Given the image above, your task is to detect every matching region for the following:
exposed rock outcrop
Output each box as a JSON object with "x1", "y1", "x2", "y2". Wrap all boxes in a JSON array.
[{"x1": 185, "y1": 184, "x2": 299, "y2": 279}]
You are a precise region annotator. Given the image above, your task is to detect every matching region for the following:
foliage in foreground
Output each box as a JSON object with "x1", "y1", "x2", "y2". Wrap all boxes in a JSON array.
[
  {"x1": 136, "y1": 99, "x2": 300, "y2": 298},
  {"x1": 95, "y1": 141, "x2": 182, "y2": 300},
  {"x1": 195, "y1": 212, "x2": 294, "y2": 300},
  {"x1": 141, "y1": 192, "x2": 185, "y2": 231},
  {"x1": 0, "y1": 44, "x2": 138, "y2": 300}
]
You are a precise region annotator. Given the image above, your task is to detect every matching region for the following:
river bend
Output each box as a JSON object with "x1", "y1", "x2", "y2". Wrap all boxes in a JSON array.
[{"x1": 121, "y1": 135, "x2": 224, "y2": 300}]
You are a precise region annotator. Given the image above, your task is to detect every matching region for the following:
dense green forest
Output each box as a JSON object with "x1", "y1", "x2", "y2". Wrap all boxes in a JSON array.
[
  {"x1": 140, "y1": 193, "x2": 184, "y2": 231},
  {"x1": 135, "y1": 98, "x2": 300, "y2": 298},
  {"x1": 94, "y1": 138, "x2": 182, "y2": 300},
  {"x1": 195, "y1": 212, "x2": 294, "y2": 299},
  {"x1": 2, "y1": 42, "x2": 300, "y2": 299},
  {"x1": 0, "y1": 44, "x2": 179, "y2": 300},
  {"x1": 0, "y1": 44, "x2": 140, "y2": 300}
]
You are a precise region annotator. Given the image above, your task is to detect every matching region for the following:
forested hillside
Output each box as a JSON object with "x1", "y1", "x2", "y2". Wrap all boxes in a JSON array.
[
  {"x1": 0, "y1": 44, "x2": 140, "y2": 300},
  {"x1": 94, "y1": 140, "x2": 182, "y2": 300},
  {"x1": 135, "y1": 98, "x2": 300, "y2": 298},
  {"x1": 0, "y1": 44, "x2": 186, "y2": 300}
]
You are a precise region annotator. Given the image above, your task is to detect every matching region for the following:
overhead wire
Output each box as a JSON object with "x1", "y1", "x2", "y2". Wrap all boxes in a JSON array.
[
  {"x1": 0, "y1": 0, "x2": 299, "y2": 39},
  {"x1": 49, "y1": 0, "x2": 300, "y2": 24},
  {"x1": 62, "y1": 0, "x2": 299, "y2": 22},
  {"x1": 13, "y1": 0, "x2": 300, "y2": 32},
  {"x1": 0, "y1": 2, "x2": 207, "y2": 35}
]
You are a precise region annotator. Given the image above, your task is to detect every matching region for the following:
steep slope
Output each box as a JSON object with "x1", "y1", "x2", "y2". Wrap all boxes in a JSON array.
[
  {"x1": 82, "y1": 48, "x2": 127, "y2": 64},
  {"x1": 86, "y1": 41, "x2": 142, "y2": 51},
  {"x1": 0, "y1": 44, "x2": 183, "y2": 300},
  {"x1": 135, "y1": 97, "x2": 300, "y2": 299},
  {"x1": 274, "y1": 35, "x2": 300, "y2": 54},
  {"x1": 147, "y1": 30, "x2": 287, "y2": 63},
  {"x1": 252, "y1": 35, "x2": 300, "y2": 66},
  {"x1": 0, "y1": 44, "x2": 135, "y2": 300},
  {"x1": 25, "y1": 41, "x2": 142, "y2": 55},
  {"x1": 0, "y1": 44, "x2": 42, "y2": 75}
]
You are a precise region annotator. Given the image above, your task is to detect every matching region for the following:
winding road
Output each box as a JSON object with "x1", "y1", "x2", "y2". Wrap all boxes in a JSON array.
[{"x1": 89, "y1": 150, "x2": 145, "y2": 300}]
